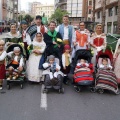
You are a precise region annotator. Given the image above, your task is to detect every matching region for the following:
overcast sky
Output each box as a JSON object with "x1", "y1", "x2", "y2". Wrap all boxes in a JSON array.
[{"x1": 20, "y1": 0, "x2": 54, "y2": 11}]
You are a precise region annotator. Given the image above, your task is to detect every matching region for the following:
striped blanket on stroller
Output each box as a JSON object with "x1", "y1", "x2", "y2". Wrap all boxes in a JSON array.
[
  {"x1": 74, "y1": 68, "x2": 93, "y2": 83},
  {"x1": 96, "y1": 69, "x2": 119, "y2": 94}
]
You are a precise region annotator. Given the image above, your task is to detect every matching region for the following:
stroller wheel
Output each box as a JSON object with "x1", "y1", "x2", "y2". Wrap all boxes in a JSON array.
[
  {"x1": 116, "y1": 90, "x2": 120, "y2": 95},
  {"x1": 75, "y1": 86, "x2": 81, "y2": 93},
  {"x1": 59, "y1": 89, "x2": 61, "y2": 93},
  {"x1": 98, "y1": 88, "x2": 104, "y2": 94},
  {"x1": 20, "y1": 84, "x2": 23, "y2": 89},
  {"x1": 90, "y1": 87, "x2": 96, "y2": 93},
  {"x1": 43, "y1": 89, "x2": 48, "y2": 94},
  {"x1": 59, "y1": 88, "x2": 64, "y2": 94},
  {"x1": 7, "y1": 84, "x2": 10, "y2": 90}
]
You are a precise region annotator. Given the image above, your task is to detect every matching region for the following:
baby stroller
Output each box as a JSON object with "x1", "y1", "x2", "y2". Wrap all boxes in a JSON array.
[
  {"x1": 6, "y1": 44, "x2": 26, "y2": 89},
  {"x1": 70, "y1": 49, "x2": 94, "y2": 92},
  {"x1": 42, "y1": 57, "x2": 64, "y2": 94},
  {"x1": 95, "y1": 49, "x2": 119, "y2": 94}
]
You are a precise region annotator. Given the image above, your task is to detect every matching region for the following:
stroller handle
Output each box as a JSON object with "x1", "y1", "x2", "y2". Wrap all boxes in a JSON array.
[{"x1": 107, "y1": 33, "x2": 119, "y2": 45}]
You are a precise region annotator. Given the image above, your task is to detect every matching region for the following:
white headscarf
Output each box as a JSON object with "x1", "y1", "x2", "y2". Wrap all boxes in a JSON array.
[{"x1": 33, "y1": 32, "x2": 43, "y2": 42}]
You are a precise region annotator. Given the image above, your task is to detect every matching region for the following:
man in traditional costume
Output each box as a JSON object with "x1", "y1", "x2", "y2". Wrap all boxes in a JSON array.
[
  {"x1": 43, "y1": 21, "x2": 63, "y2": 61},
  {"x1": 26, "y1": 15, "x2": 47, "y2": 42},
  {"x1": 72, "y1": 22, "x2": 91, "y2": 58},
  {"x1": 56, "y1": 15, "x2": 75, "y2": 47}
]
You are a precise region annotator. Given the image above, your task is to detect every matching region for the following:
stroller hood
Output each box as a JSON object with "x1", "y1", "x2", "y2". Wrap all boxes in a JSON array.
[
  {"x1": 70, "y1": 50, "x2": 92, "y2": 74},
  {"x1": 6, "y1": 44, "x2": 26, "y2": 57}
]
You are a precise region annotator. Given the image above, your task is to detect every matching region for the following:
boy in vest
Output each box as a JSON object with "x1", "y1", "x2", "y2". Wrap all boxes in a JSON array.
[
  {"x1": 56, "y1": 15, "x2": 75, "y2": 47},
  {"x1": 7, "y1": 47, "x2": 24, "y2": 80}
]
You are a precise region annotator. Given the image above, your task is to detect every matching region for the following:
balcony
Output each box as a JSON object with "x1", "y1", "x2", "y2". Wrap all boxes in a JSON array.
[
  {"x1": 2, "y1": 3, "x2": 7, "y2": 9},
  {"x1": 55, "y1": 0, "x2": 67, "y2": 7}
]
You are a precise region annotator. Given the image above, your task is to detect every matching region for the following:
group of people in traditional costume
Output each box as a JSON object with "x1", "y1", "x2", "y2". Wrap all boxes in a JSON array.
[{"x1": 0, "y1": 14, "x2": 120, "y2": 94}]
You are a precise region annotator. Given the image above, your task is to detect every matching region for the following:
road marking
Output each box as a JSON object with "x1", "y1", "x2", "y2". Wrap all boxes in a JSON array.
[{"x1": 40, "y1": 84, "x2": 47, "y2": 110}]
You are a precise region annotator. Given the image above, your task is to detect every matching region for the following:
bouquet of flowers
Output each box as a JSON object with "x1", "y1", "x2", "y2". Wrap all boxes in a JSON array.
[
  {"x1": 91, "y1": 48, "x2": 94, "y2": 56},
  {"x1": 18, "y1": 42, "x2": 24, "y2": 47},
  {"x1": 54, "y1": 38, "x2": 63, "y2": 48},
  {"x1": 27, "y1": 44, "x2": 33, "y2": 55}
]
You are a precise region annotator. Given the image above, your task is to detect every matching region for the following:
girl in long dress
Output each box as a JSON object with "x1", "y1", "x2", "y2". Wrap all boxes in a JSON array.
[
  {"x1": 114, "y1": 39, "x2": 120, "y2": 83},
  {"x1": 90, "y1": 24, "x2": 106, "y2": 68},
  {"x1": 26, "y1": 32, "x2": 46, "y2": 82}
]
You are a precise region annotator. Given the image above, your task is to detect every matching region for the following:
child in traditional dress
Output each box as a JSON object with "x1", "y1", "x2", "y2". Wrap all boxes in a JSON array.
[
  {"x1": 62, "y1": 45, "x2": 71, "y2": 84},
  {"x1": 75, "y1": 59, "x2": 90, "y2": 72},
  {"x1": 0, "y1": 40, "x2": 7, "y2": 89},
  {"x1": 43, "y1": 55, "x2": 62, "y2": 80},
  {"x1": 99, "y1": 58, "x2": 112, "y2": 70},
  {"x1": 7, "y1": 47, "x2": 24, "y2": 80}
]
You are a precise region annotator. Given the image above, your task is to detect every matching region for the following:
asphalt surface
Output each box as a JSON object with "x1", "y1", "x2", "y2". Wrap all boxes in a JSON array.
[{"x1": 0, "y1": 80, "x2": 120, "y2": 120}]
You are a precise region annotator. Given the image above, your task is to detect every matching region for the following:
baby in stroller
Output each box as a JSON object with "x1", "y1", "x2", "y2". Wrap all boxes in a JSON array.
[
  {"x1": 42, "y1": 55, "x2": 64, "y2": 93},
  {"x1": 96, "y1": 56, "x2": 119, "y2": 94},
  {"x1": 99, "y1": 58, "x2": 112, "y2": 70},
  {"x1": 74, "y1": 58, "x2": 94, "y2": 92},
  {"x1": 74, "y1": 59, "x2": 90, "y2": 72},
  {"x1": 7, "y1": 47, "x2": 24, "y2": 80}
]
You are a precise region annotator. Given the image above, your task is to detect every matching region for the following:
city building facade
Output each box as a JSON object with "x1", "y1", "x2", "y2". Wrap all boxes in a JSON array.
[
  {"x1": 31, "y1": 2, "x2": 42, "y2": 16},
  {"x1": 35, "y1": 4, "x2": 54, "y2": 19},
  {"x1": 54, "y1": 0, "x2": 67, "y2": 11},
  {"x1": 30, "y1": 2, "x2": 54, "y2": 20},
  {"x1": 54, "y1": 0, "x2": 93, "y2": 25},
  {"x1": 95, "y1": 0, "x2": 118, "y2": 34},
  {"x1": 0, "y1": 0, "x2": 21, "y2": 21},
  {"x1": 87, "y1": 0, "x2": 93, "y2": 21}
]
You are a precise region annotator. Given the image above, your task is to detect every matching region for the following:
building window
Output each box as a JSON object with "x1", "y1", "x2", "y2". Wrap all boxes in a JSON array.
[
  {"x1": 78, "y1": 3, "x2": 82, "y2": 7},
  {"x1": 89, "y1": 0, "x2": 92, "y2": 5},
  {"x1": 88, "y1": 17, "x2": 91, "y2": 21},
  {"x1": 89, "y1": 9, "x2": 92, "y2": 14},
  {"x1": 113, "y1": 24, "x2": 117, "y2": 34},
  {"x1": 115, "y1": 6, "x2": 118, "y2": 15},
  {"x1": 97, "y1": 11, "x2": 100, "y2": 19},
  {"x1": 107, "y1": 22, "x2": 112, "y2": 33},
  {"x1": 108, "y1": 8, "x2": 113, "y2": 17},
  {"x1": 113, "y1": 22, "x2": 117, "y2": 34}
]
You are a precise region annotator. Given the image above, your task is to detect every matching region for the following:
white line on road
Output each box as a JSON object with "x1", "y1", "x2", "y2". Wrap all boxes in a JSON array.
[{"x1": 40, "y1": 84, "x2": 47, "y2": 110}]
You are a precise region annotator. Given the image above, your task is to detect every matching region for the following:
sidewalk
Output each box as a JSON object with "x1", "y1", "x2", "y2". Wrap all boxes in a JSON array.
[{"x1": 0, "y1": 33, "x2": 6, "y2": 39}]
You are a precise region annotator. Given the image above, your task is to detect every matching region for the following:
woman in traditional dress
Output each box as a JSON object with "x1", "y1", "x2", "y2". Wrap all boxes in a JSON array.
[
  {"x1": 114, "y1": 39, "x2": 120, "y2": 83},
  {"x1": 26, "y1": 32, "x2": 46, "y2": 83},
  {"x1": 0, "y1": 40, "x2": 7, "y2": 89},
  {"x1": 90, "y1": 24, "x2": 106, "y2": 67},
  {"x1": 5, "y1": 23, "x2": 22, "y2": 47}
]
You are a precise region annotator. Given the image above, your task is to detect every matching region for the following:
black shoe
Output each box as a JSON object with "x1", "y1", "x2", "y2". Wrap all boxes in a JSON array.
[
  {"x1": 63, "y1": 76, "x2": 68, "y2": 85},
  {"x1": 0, "y1": 85, "x2": 3, "y2": 90}
]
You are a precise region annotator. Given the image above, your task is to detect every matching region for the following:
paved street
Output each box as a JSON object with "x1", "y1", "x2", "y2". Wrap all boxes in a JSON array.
[
  {"x1": 0, "y1": 80, "x2": 120, "y2": 120},
  {"x1": 0, "y1": 33, "x2": 120, "y2": 120}
]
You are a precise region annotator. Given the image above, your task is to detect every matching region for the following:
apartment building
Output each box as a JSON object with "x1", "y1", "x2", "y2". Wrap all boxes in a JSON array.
[{"x1": 95, "y1": 0, "x2": 118, "y2": 34}]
